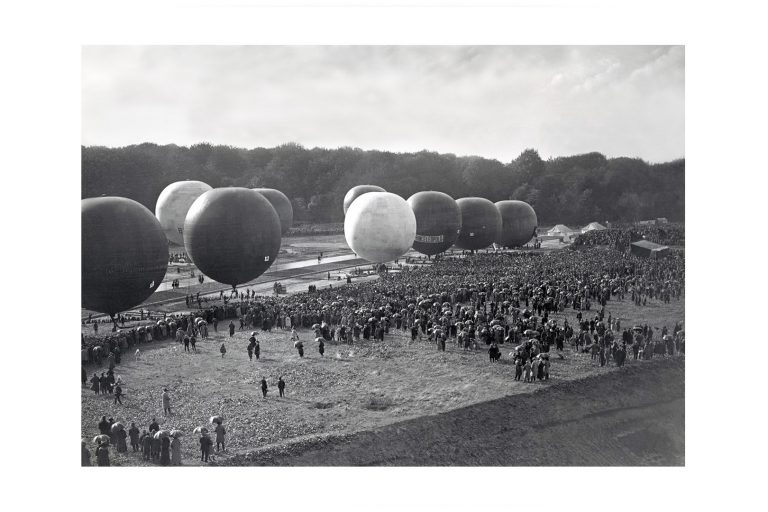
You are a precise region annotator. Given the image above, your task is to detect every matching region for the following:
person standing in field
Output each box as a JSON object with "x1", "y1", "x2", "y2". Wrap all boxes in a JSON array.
[
  {"x1": 95, "y1": 441, "x2": 110, "y2": 466},
  {"x1": 128, "y1": 423, "x2": 139, "y2": 452},
  {"x1": 229, "y1": 321, "x2": 235, "y2": 337},
  {"x1": 215, "y1": 422, "x2": 226, "y2": 452},
  {"x1": 115, "y1": 426, "x2": 127, "y2": 453},
  {"x1": 278, "y1": 376, "x2": 285, "y2": 397},
  {"x1": 90, "y1": 373, "x2": 99, "y2": 395},
  {"x1": 220, "y1": 343, "x2": 227, "y2": 358},
  {"x1": 261, "y1": 377, "x2": 268, "y2": 398},
  {"x1": 160, "y1": 436, "x2": 171, "y2": 466},
  {"x1": 162, "y1": 388, "x2": 172, "y2": 415},
  {"x1": 523, "y1": 360, "x2": 532, "y2": 383},
  {"x1": 531, "y1": 357, "x2": 540, "y2": 382},
  {"x1": 200, "y1": 431, "x2": 212, "y2": 462},
  {"x1": 141, "y1": 431, "x2": 152, "y2": 461},
  {"x1": 81, "y1": 440, "x2": 91, "y2": 466},
  {"x1": 171, "y1": 435, "x2": 182, "y2": 466},
  {"x1": 113, "y1": 383, "x2": 123, "y2": 405}
]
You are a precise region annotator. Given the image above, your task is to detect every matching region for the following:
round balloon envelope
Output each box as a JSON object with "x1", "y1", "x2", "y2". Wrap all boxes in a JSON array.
[
  {"x1": 407, "y1": 191, "x2": 461, "y2": 256},
  {"x1": 344, "y1": 192, "x2": 416, "y2": 263},
  {"x1": 342, "y1": 185, "x2": 386, "y2": 215},
  {"x1": 455, "y1": 197, "x2": 502, "y2": 250},
  {"x1": 495, "y1": 200, "x2": 538, "y2": 247},
  {"x1": 155, "y1": 181, "x2": 213, "y2": 245},
  {"x1": 183, "y1": 188, "x2": 282, "y2": 287},
  {"x1": 252, "y1": 188, "x2": 293, "y2": 235},
  {"x1": 82, "y1": 197, "x2": 168, "y2": 315}
]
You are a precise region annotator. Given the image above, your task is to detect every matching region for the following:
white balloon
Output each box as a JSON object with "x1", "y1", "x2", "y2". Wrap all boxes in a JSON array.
[
  {"x1": 344, "y1": 192, "x2": 416, "y2": 263},
  {"x1": 155, "y1": 181, "x2": 213, "y2": 245}
]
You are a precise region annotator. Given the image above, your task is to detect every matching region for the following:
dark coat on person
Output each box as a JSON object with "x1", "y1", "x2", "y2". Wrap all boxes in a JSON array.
[
  {"x1": 96, "y1": 444, "x2": 110, "y2": 466},
  {"x1": 160, "y1": 437, "x2": 171, "y2": 466},
  {"x1": 81, "y1": 444, "x2": 91, "y2": 466}
]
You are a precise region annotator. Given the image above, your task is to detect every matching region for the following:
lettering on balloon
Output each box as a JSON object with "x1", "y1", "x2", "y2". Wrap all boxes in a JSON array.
[{"x1": 414, "y1": 234, "x2": 444, "y2": 243}]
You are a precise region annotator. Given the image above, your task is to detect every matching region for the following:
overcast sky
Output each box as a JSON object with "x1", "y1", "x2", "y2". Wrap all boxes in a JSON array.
[{"x1": 82, "y1": 46, "x2": 684, "y2": 163}]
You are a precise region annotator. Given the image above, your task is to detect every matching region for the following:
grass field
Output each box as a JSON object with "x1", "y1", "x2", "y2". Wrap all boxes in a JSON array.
[{"x1": 81, "y1": 291, "x2": 684, "y2": 466}]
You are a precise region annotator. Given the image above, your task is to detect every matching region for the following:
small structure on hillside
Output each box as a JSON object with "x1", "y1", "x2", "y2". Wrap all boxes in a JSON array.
[
  {"x1": 630, "y1": 239, "x2": 669, "y2": 259},
  {"x1": 581, "y1": 221, "x2": 607, "y2": 234}
]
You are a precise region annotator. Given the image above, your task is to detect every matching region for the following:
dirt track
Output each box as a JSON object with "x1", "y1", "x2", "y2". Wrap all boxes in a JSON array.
[{"x1": 221, "y1": 357, "x2": 684, "y2": 466}]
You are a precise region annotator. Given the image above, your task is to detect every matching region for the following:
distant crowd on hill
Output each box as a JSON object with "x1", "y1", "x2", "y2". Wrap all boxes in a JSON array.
[{"x1": 572, "y1": 224, "x2": 685, "y2": 250}]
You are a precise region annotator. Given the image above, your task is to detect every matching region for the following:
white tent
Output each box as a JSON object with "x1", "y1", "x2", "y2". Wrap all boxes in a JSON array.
[
  {"x1": 547, "y1": 224, "x2": 576, "y2": 236},
  {"x1": 581, "y1": 222, "x2": 607, "y2": 234}
]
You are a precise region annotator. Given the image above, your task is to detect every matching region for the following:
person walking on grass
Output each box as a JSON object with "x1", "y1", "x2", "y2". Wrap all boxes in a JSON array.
[
  {"x1": 190, "y1": 335, "x2": 196, "y2": 352},
  {"x1": 162, "y1": 388, "x2": 172, "y2": 416},
  {"x1": 523, "y1": 360, "x2": 532, "y2": 383},
  {"x1": 278, "y1": 376, "x2": 285, "y2": 397},
  {"x1": 220, "y1": 343, "x2": 227, "y2": 358},
  {"x1": 90, "y1": 373, "x2": 99, "y2": 395},
  {"x1": 229, "y1": 321, "x2": 235, "y2": 337},
  {"x1": 261, "y1": 377, "x2": 268, "y2": 398}
]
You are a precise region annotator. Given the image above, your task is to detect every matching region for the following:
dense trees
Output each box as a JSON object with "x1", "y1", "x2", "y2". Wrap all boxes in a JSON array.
[{"x1": 81, "y1": 143, "x2": 684, "y2": 225}]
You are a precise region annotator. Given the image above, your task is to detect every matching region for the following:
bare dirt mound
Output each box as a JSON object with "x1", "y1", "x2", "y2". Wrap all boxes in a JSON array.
[{"x1": 220, "y1": 357, "x2": 684, "y2": 466}]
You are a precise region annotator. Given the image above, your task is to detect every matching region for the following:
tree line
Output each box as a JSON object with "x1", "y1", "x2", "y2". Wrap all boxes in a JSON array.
[{"x1": 82, "y1": 142, "x2": 684, "y2": 225}]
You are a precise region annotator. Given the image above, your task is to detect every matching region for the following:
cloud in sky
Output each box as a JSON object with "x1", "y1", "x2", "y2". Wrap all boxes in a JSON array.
[{"x1": 82, "y1": 45, "x2": 684, "y2": 162}]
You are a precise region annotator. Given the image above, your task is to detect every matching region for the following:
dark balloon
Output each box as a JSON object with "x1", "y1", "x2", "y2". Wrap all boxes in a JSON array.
[
  {"x1": 455, "y1": 197, "x2": 502, "y2": 250},
  {"x1": 495, "y1": 200, "x2": 538, "y2": 247},
  {"x1": 343, "y1": 185, "x2": 386, "y2": 215},
  {"x1": 252, "y1": 188, "x2": 294, "y2": 235},
  {"x1": 407, "y1": 191, "x2": 461, "y2": 256},
  {"x1": 183, "y1": 188, "x2": 281, "y2": 287},
  {"x1": 82, "y1": 197, "x2": 168, "y2": 315}
]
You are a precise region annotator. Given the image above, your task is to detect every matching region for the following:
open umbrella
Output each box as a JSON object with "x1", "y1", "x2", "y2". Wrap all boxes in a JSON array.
[
  {"x1": 209, "y1": 415, "x2": 224, "y2": 424},
  {"x1": 193, "y1": 426, "x2": 208, "y2": 434},
  {"x1": 170, "y1": 430, "x2": 184, "y2": 438},
  {"x1": 311, "y1": 323, "x2": 320, "y2": 329},
  {"x1": 154, "y1": 430, "x2": 171, "y2": 439},
  {"x1": 110, "y1": 422, "x2": 124, "y2": 433},
  {"x1": 93, "y1": 434, "x2": 110, "y2": 445}
]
